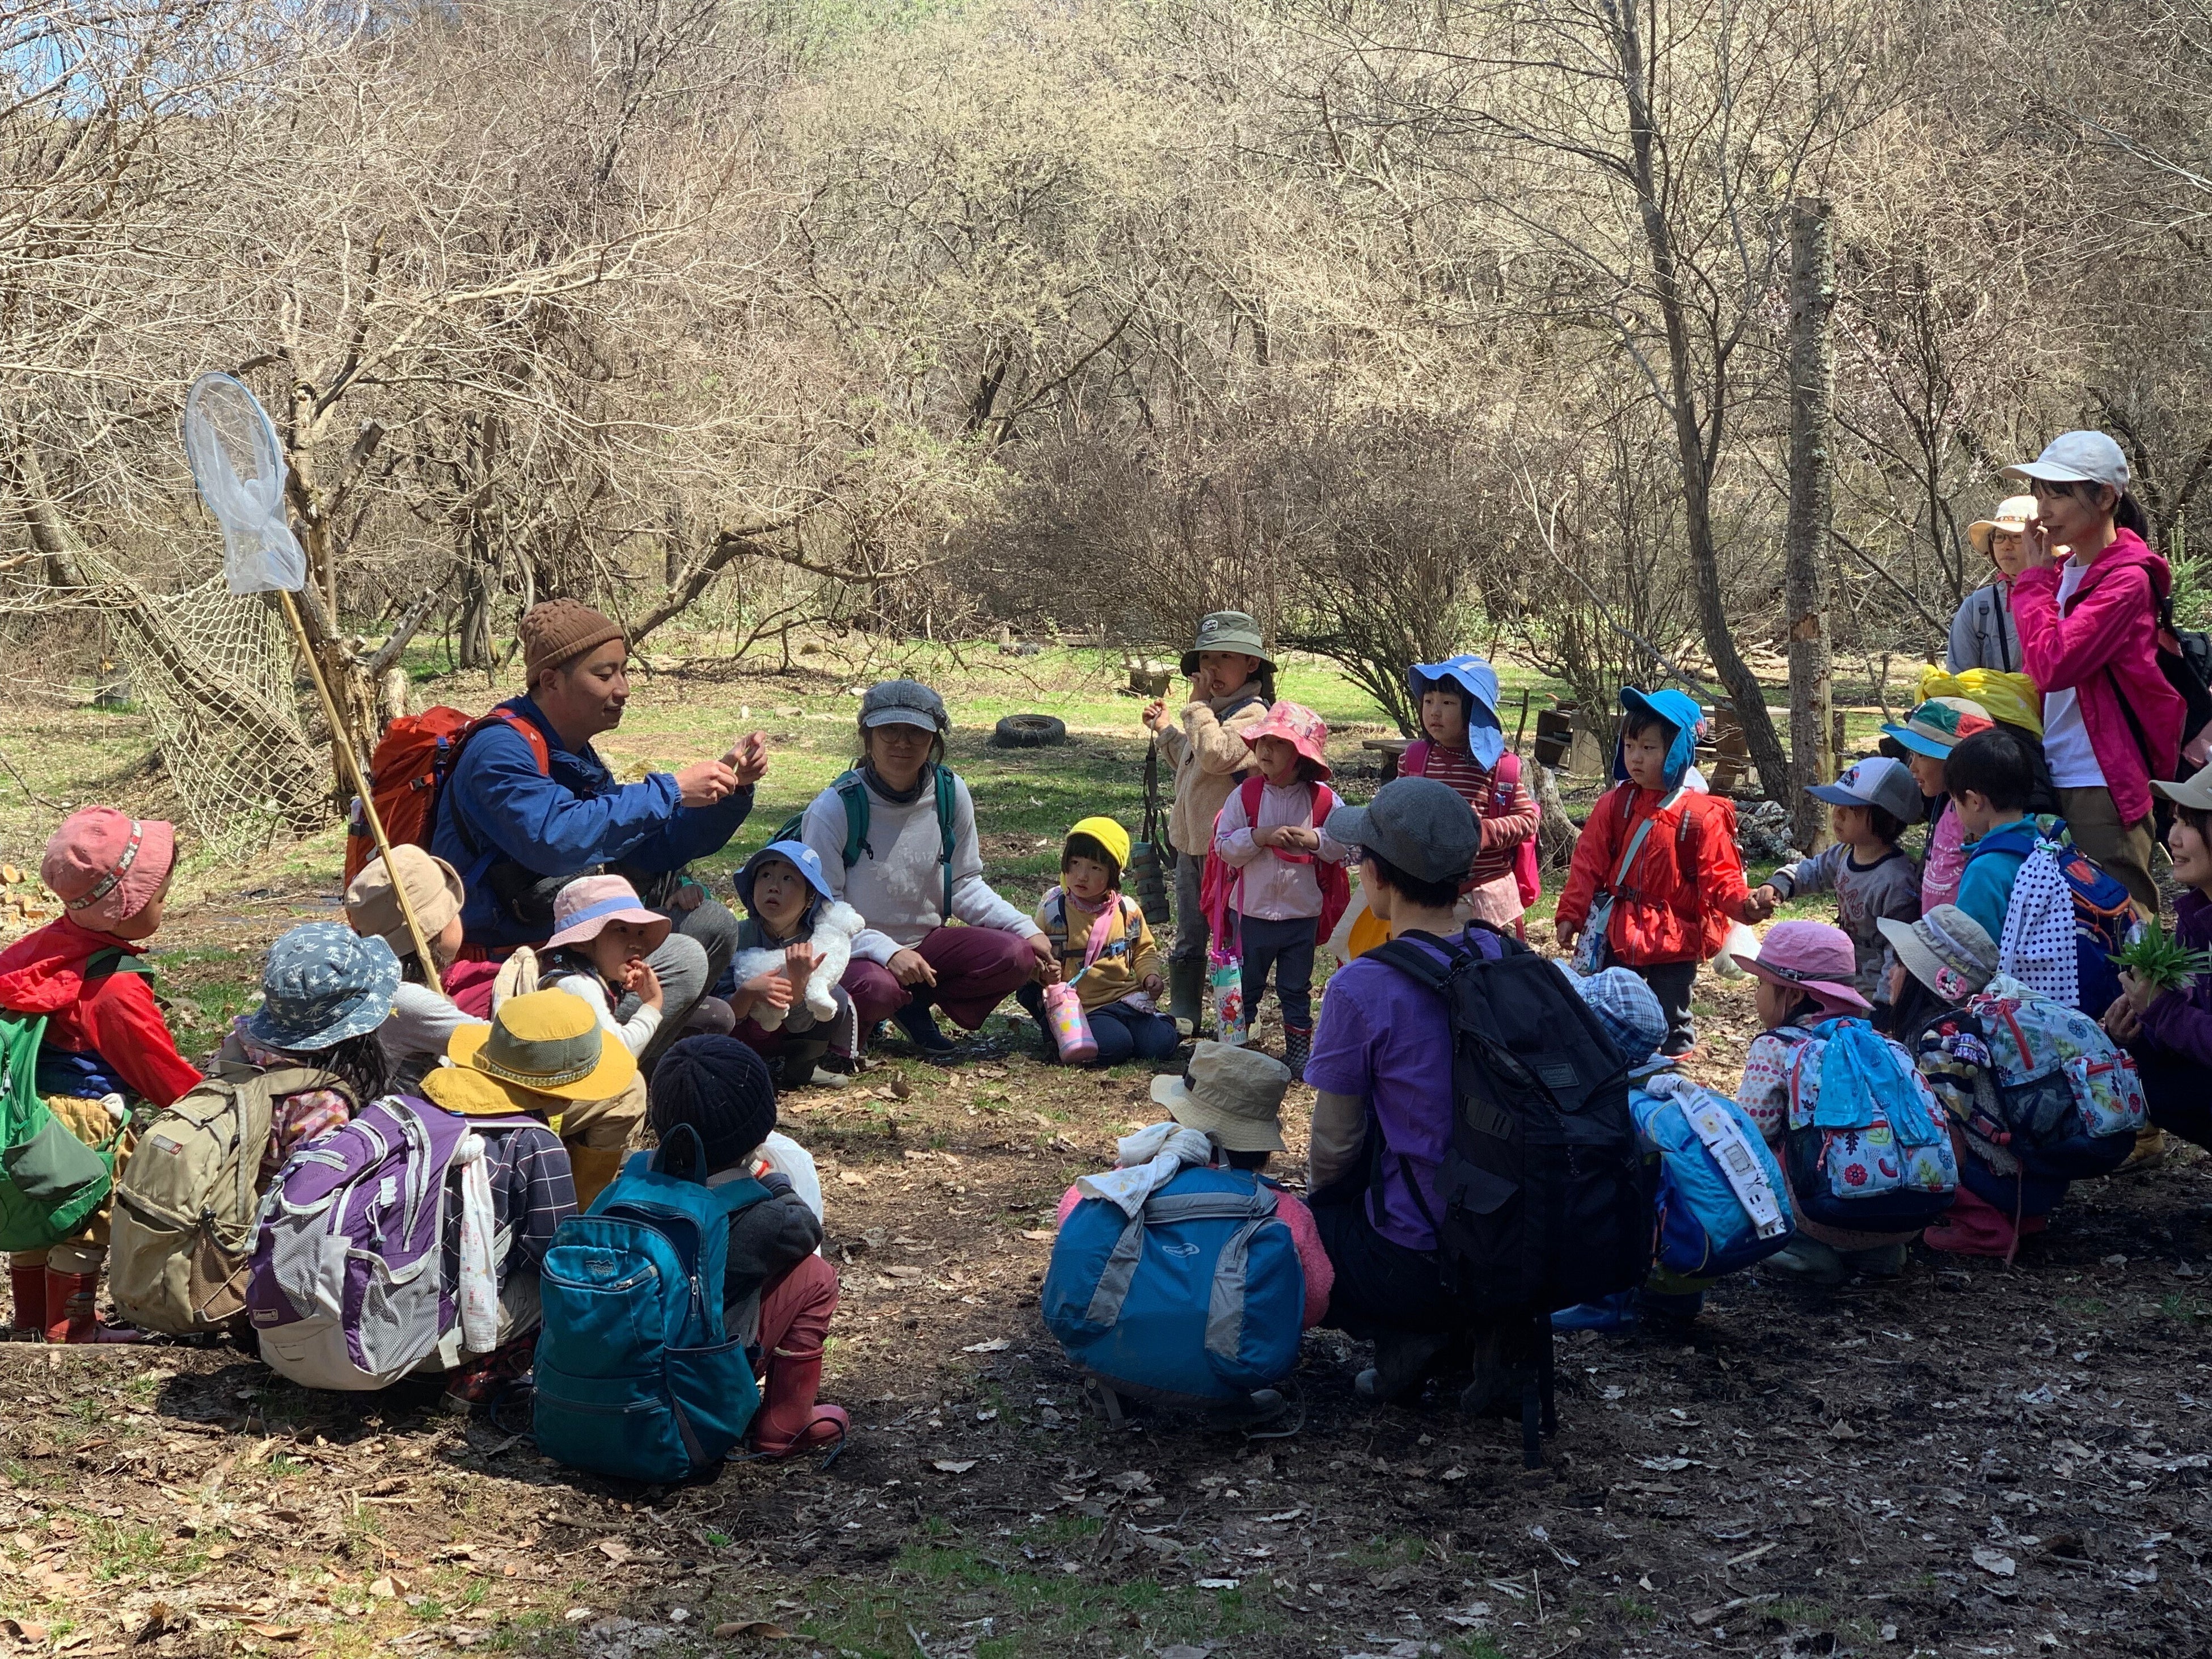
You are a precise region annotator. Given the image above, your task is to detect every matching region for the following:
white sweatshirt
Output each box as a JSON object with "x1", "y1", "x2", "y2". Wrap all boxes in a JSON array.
[
  {"x1": 800, "y1": 769, "x2": 1036, "y2": 965},
  {"x1": 1214, "y1": 779, "x2": 1352, "y2": 921},
  {"x1": 549, "y1": 970, "x2": 664, "y2": 1058}
]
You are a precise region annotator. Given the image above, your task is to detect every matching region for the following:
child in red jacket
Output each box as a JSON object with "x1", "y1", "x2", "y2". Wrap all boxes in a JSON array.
[
  {"x1": 1, "y1": 809, "x2": 202, "y2": 1342},
  {"x1": 1555, "y1": 690, "x2": 1758, "y2": 1057}
]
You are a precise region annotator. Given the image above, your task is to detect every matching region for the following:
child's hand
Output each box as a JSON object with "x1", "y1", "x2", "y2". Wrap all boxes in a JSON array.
[
  {"x1": 1142, "y1": 699, "x2": 1170, "y2": 732},
  {"x1": 1555, "y1": 923, "x2": 1580, "y2": 953},
  {"x1": 784, "y1": 941, "x2": 824, "y2": 980},
  {"x1": 2103, "y1": 993, "x2": 2144, "y2": 1044},
  {"x1": 744, "y1": 969, "x2": 795, "y2": 1010},
  {"x1": 625, "y1": 959, "x2": 664, "y2": 1011},
  {"x1": 1141, "y1": 972, "x2": 1165, "y2": 996},
  {"x1": 1278, "y1": 826, "x2": 1320, "y2": 852},
  {"x1": 1746, "y1": 885, "x2": 1779, "y2": 921},
  {"x1": 670, "y1": 880, "x2": 704, "y2": 913}
]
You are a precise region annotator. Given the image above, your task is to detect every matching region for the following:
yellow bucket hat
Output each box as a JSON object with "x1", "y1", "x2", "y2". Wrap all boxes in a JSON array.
[
  {"x1": 420, "y1": 989, "x2": 636, "y2": 1118},
  {"x1": 1066, "y1": 816, "x2": 1133, "y2": 873},
  {"x1": 1916, "y1": 666, "x2": 2044, "y2": 738}
]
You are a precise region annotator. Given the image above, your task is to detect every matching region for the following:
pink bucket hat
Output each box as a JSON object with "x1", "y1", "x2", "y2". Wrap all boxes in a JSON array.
[
  {"x1": 1729, "y1": 919, "x2": 1871, "y2": 1014},
  {"x1": 1240, "y1": 700, "x2": 1332, "y2": 780},
  {"x1": 544, "y1": 874, "x2": 672, "y2": 956},
  {"x1": 43, "y1": 807, "x2": 176, "y2": 930}
]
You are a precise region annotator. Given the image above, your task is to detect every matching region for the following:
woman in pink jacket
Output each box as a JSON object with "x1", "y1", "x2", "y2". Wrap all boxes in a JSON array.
[{"x1": 2004, "y1": 431, "x2": 2185, "y2": 913}]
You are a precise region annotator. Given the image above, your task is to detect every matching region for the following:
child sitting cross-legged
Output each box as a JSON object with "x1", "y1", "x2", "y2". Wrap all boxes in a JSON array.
[
  {"x1": 1017, "y1": 818, "x2": 1179, "y2": 1066},
  {"x1": 1555, "y1": 689, "x2": 1757, "y2": 1056},
  {"x1": 724, "y1": 841, "x2": 866, "y2": 1090},
  {"x1": 1747, "y1": 756, "x2": 1924, "y2": 1024},
  {"x1": 1210, "y1": 702, "x2": 1351, "y2": 1078},
  {"x1": 1733, "y1": 922, "x2": 1956, "y2": 1285},
  {"x1": 645, "y1": 1036, "x2": 847, "y2": 1457}
]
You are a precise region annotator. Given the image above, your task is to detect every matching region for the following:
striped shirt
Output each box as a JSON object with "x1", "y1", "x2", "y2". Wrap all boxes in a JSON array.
[{"x1": 1408, "y1": 745, "x2": 1536, "y2": 923}]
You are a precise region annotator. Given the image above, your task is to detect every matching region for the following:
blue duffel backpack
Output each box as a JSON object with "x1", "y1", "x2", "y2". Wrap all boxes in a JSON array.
[
  {"x1": 1630, "y1": 1069, "x2": 1795, "y2": 1281},
  {"x1": 1041, "y1": 1164, "x2": 1305, "y2": 1411}
]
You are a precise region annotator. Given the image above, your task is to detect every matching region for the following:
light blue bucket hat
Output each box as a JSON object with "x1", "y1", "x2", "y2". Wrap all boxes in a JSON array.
[
  {"x1": 244, "y1": 922, "x2": 402, "y2": 1053},
  {"x1": 1408, "y1": 654, "x2": 1506, "y2": 769}
]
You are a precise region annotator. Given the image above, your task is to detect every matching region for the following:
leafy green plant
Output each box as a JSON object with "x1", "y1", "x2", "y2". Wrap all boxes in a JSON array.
[{"x1": 2109, "y1": 923, "x2": 2212, "y2": 990}]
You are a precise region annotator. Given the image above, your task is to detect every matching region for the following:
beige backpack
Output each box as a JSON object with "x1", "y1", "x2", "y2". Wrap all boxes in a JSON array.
[{"x1": 108, "y1": 1064, "x2": 348, "y2": 1336}]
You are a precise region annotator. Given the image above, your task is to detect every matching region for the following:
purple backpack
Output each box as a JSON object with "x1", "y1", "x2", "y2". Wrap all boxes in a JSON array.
[{"x1": 246, "y1": 1095, "x2": 468, "y2": 1391}]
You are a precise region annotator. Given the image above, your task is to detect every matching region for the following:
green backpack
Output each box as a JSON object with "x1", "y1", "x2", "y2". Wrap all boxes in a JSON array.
[
  {"x1": 0, "y1": 951, "x2": 142, "y2": 1253},
  {"x1": 772, "y1": 766, "x2": 960, "y2": 915}
]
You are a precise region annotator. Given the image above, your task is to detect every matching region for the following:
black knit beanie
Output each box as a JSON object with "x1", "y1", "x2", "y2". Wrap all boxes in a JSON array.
[{"x1": 648, "y1": 1036, "x2": 778, "y2": 1172}]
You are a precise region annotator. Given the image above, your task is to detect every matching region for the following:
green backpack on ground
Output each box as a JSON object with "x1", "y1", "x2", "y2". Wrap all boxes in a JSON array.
[
  {"x1": 108, "y1": 1063, "x2": 347, "y2": 1336},
  {"x1": 772, "y1": 766, "x2": 960, "y2": 915},
  {"x1": 0, "y1": 1008, "x2": 126, "y2": 1255}
]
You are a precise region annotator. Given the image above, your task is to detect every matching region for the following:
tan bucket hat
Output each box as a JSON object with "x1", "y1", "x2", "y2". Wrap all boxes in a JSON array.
[
  {"x1": 1149, "y1": 1040, "x2": 1292, "y2": 1153},
  {"x1": 1967, "y1": 495, "x2": 2036, "y2": 558}
]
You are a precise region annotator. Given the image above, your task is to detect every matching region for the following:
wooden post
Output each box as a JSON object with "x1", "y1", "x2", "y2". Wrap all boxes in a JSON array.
[
  {"x1": 275, "y1": 590, "x2": 445, "y2": 995},
  {"x1": 1784, "y1": 199, "x2": 1837, "y2": 853}
]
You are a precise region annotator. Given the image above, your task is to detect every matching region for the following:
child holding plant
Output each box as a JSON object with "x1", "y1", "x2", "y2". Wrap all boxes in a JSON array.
[{"x1": 2104, "y1": 762, "x2": 2212, "y2": 1151}]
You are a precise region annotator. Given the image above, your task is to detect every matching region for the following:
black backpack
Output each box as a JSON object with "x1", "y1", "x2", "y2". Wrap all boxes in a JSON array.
[{"x1": 1367, "y1": 929, "x2": 1653, "y2": 1318}]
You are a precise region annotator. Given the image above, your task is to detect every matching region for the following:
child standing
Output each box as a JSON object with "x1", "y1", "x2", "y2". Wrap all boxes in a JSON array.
[
  {"x1": 1747, "y1": 757, "x2": 1924, "y2": 1018},
  {"x1": 1731, "y1": 922, "x2": 1940, "y2": 1284},
  {"x1": 1400, "y1": 654, "x2": 1538, "y2": 933},
  {"x1": 1, "y1": 809, "x2": 201, "y2": 1343},
  {"x1": 1017, "y1": 817, "x2": 1180, "y2": 1066},
  {"x1": 540, "y1": 876, "x2": 671, "y2": 1058},
  {"x1": 725, "y1": 841, "x2": 865, "y2": 1088},
  {"x1": 1555, "y1": 689, "x2": 1756, "y2": 1056},
  {"x1": 1210, "y1": 702, "x2": 1351, "y2": 1078},
  {"x1": 1879, "y1": 697, "x2": 1997, "y2": 911},
  {"x1": 646, "y1": 1037, "x2": 847, "y2": 1457},
  {"x1": 1141, "y1": 611, "x2": 1275, "y2": 1033}
]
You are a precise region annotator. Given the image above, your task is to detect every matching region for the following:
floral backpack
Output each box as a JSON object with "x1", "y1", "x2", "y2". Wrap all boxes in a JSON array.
[{"x1": 1775, "y1": 1020, "x2": 1957, "y2": 1232}]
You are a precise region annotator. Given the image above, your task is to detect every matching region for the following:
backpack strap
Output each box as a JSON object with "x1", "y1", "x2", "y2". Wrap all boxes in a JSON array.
[
  {"x1": 832, "y1": 771, "x2": 870, "y2": 867},
  {"x1": 82, "y1": 947, "x2": 151, "y2": 981},
  {"x1": 935, "y1": 766, "x2": 960, "y2": 917},
  {"x1": 441, "y1": 704, "x2": 556, "y2": 866},
  {"x1": 1403, "y1": 739, "x2": 1432, "y2": 777}
]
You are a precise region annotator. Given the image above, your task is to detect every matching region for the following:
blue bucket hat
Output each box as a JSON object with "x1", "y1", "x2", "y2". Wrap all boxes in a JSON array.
[
  {"x1": 1408, "y1": 654, "x2": 1506, "y2": 770},
  {"x1": 1614, "y1": 687, "x2": 1707, "y2": 791},
  {"x1": 1567, "y1": 965, "x2": 1668, "y2": 1062},
  {"x1": 734, "y1": 839, "x2": 835, "y2": 917},
  {"x1": 244, "y1": 922, "x2": 402, "y2": 1053}
]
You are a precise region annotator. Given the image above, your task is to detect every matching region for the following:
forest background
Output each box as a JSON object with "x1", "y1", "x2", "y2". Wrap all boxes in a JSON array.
[{"x1": 8, "y1": 0, "x2": 2212, "y2": 851}]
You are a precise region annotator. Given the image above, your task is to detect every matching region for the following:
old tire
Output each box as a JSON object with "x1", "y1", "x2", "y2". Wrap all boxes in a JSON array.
[{"x1": 992, "y1": 714, "x2": 1067, "y2": 748}]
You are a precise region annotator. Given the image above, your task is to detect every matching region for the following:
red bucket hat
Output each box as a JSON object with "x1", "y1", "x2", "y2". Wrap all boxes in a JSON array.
[
  {"x1": 43, "y1": 807, "x2": 177, "y2": 930},
  {"x1": 1239, "y1": 700, "x2": 1332, "y2": 780}
]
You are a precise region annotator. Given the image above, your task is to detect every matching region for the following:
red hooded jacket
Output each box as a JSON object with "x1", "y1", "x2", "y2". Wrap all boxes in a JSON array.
[
  {"x1": 0, "y1": 917, "x2": 201, "y2": 1108},
  {"x1": 1554, "y1": 782, "x2": 1752, "y2": 965},
  {"x1": 2011, "y1": 527, "x2": 2186, "y2": 826}
]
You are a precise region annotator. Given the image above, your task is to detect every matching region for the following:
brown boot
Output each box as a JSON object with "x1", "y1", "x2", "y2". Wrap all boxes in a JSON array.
[{"x1": 8, "y1": 1260, "x2": 47, "y2": 1339}]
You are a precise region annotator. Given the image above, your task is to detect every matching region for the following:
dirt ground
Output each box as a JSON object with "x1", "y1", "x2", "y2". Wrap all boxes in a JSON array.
[{"x1": 5, "y1": 879, "x2": 2211, "y2": 1659}]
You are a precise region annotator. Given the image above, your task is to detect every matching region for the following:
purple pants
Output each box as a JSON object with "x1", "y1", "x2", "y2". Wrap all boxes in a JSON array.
[{"x1": 842, "y1": 926, "x2": 1037, "y2": 1032}]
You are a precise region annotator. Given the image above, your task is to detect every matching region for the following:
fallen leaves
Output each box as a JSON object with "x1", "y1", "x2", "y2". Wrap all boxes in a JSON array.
[
  {"x1": 712, "y1": 1622, "x2": 791, "y2": 1640},
  {"x1": 247, "y1": 1626, "x2": 305, "y2": 1642},
  {"x1": 931, "y1": 1459, "x2": 977, "y2": 1474},
  {"x1": 960, "y1": 1338, "x2": 1011, "y2": 1353},
  {"x1": 1972, "y1": 1547, "x2": 2018, "y2": 1577},
  {"x1": 596, "y1": 1539, "x2": 632, "y2": 1564}
]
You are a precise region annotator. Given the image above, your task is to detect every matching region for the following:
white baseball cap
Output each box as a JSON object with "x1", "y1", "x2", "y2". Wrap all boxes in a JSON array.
[{"x1": 2002, "y1": 431, "x2": 2129, "y2": 492}]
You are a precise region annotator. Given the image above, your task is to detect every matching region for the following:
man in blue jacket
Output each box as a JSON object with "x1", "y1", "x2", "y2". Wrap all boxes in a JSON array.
[{"x1": 432, "y1": 600, "x2": 766, "y2": 1066}]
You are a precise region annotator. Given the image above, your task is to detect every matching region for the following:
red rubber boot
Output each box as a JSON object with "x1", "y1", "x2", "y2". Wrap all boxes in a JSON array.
[
  {"x1": 750, "y1": 1345, "x2": 849, "y2": 1458},
  {"x1": 8, "y1": 1261, "x2": 47, "y2": 1339},
  {"x1": 45, "y1": 1251, "x2": 142, "y2": 1344}
]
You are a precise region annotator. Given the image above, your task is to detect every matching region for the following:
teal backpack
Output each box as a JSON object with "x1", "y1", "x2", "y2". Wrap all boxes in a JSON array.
[
  {"x1": 774, "y1": 766, "x2": 960, "y2": 915},
  {"x1": 0, "y1": 950, "x2": 142, "y2": 1253},
  {"x1": 533, "y1": 1126, "x2": 771, "y2": 1483}
]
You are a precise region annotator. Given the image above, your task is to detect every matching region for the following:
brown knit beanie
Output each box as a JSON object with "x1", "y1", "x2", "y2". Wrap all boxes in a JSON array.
[{"x1": 520, "y1": 600, "x2": 625, "y2": 687}]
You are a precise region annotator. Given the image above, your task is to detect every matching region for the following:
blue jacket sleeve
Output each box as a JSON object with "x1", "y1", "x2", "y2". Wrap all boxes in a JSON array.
[
  {"x1": 613, "y1": 783, "x2": 756, "y2": 875},
  {"x1": 446, "y1": 721, "x2": 687, "y2": 875}
]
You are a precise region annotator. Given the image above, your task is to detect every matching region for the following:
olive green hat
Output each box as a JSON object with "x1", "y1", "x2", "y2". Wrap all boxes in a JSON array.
[{"x1": 1180, "y1": 611, "x2": 1274, "y2": 677}]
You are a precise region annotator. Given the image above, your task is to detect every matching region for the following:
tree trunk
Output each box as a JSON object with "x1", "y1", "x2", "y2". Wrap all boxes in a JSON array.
[
  {"x1": 1532, "y1": 761, "x2": 1582, "y2": 873},
  {"x1": 1784, "y1": 199, "x2": 1838, "y2": 851},
  {"x1": 1610, "y1": 0, "x2": 1791, "y2": 803}
]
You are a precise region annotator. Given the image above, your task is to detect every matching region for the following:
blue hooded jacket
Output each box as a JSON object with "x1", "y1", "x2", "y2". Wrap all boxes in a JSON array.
[
  {"x1": 1614, "y1": 688, "x2": 1706, "y2": 791},
  {"x1": 430, "y1": 696, "x2": 755, "y2": 948}
]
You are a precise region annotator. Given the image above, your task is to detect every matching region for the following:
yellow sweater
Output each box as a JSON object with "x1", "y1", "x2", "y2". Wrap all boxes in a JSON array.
[{"x1": 1033, "y1": 889, "x2": 1163, "y2": 1012}]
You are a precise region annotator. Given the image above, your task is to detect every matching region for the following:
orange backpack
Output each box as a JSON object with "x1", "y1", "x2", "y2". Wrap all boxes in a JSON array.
[{"x1": 342, "y1": 706, "x2": 551, "y2": 883}]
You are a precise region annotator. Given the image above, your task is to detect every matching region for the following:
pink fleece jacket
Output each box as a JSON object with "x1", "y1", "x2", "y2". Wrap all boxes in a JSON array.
[
  {"x1": 1057, "y1": 1173, "x2": 1333, "y2": 1328},
  {"x1": 2011, "y1": 527, "x2": 2185, "y2": 825}
]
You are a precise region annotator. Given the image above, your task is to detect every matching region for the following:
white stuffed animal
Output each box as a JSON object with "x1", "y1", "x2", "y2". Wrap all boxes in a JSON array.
[{"x1": 728, "y1": 901, "x2": 866, "y2": 1030}]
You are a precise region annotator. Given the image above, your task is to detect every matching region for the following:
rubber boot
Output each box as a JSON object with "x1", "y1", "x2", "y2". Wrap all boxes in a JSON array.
[
  {"x1": 750, "y1": 1344, "x2": 849, "y2": 1458},
  {"x1": 1283, "y1": 1023, "x2": 1314, "y2": 1083},
  {"x1": 566, "y1": 1145, "x2": 626, "y2": 1213},
  {"x1": 1167, "y1": 957, "x2": 1205, "y2": 1039},
  {"x1": 9, "y1": 1257, "x2": 48, "y2": 1339},
  {"x1": 44, "y1": 1247, "x2": 141, "y2": 1345}
]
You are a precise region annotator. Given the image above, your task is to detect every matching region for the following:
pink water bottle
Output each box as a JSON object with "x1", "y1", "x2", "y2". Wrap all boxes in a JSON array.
[{"x1": 1042, "y1": 981, "x2": 1098, "y2": 1063}]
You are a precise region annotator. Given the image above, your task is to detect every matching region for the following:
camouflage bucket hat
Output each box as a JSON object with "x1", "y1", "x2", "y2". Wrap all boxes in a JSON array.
[{"x1": 244, "y1": 923, "x2": 403, "y2": 1053}]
